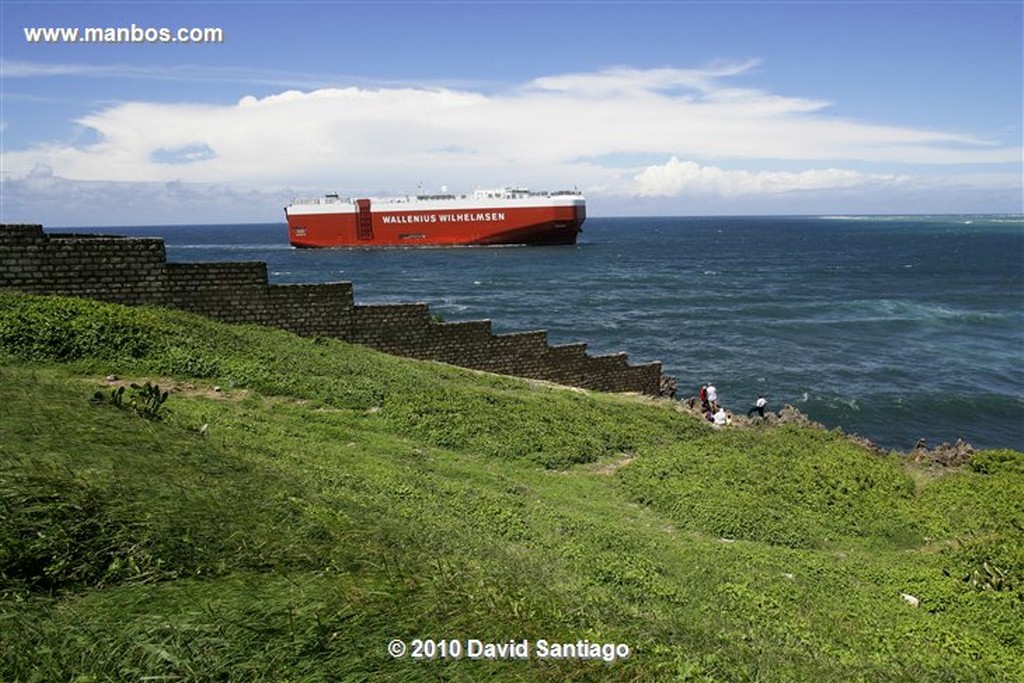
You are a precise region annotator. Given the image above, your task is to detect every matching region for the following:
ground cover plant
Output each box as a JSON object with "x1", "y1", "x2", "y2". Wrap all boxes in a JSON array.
[{"x1": 1, "y1": 291, "x2": 1022, "y2": 681}]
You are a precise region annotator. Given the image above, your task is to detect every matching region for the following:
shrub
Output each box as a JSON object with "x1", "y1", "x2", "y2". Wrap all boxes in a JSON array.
[
  {"x1": 970, "y1": 449, "x2": 1024, "y2": 475},
  {"x1": 0, "y1": 293, "x2": 155, "y2": 362}
]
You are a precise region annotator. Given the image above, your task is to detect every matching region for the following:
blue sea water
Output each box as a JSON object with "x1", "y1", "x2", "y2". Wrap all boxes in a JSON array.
[{"x1": 63, "y1": 215, "x2": 1024, "y2": 452}]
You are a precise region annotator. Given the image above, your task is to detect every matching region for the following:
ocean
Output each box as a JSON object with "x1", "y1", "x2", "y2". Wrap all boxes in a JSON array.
[{"x1": 60, "y1": 215, "x2": 1024, "y2": 452}]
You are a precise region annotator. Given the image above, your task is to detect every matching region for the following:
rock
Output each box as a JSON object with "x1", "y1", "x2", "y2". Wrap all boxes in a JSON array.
[
  {"x1": 845, "y1": 432, "x2": 888, "y2": 456},
  {"x1": 775, "y1": 404, "x2": 827, "y2": 430},
  {"x1": 910, "y1": 438, "x2": 975, "y2": 468},
  {"x1": 901, "y1": 593, "x2": 920, "y2": 607}
]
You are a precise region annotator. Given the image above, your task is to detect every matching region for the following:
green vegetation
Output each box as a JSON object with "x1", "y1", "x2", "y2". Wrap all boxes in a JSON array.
[{"x1": 1, "y1": 291, "x2": 1022, "y2": 682}]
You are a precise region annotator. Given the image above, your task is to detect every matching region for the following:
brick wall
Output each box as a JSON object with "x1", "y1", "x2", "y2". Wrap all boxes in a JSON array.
[{"x1": 0, "y1": 224, "x2": 664, "y2": 395}]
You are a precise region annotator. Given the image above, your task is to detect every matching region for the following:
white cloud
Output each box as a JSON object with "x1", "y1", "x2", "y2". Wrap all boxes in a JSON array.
[
  {"x1": 0, "y1": 58, "x2": 492, "y2": 91},
  {"x1": 527, "y1": 61, "x2": 763, "y2": 96},
  {"x1": 0, "y1": 166, "x2": 293, "y2": 226},
  {"x1": 633, "y1": 157, "x2": 907, "y2": 197},
  {"x1": 1, "y1": 62, "x2": 1020, "y2": 219}
]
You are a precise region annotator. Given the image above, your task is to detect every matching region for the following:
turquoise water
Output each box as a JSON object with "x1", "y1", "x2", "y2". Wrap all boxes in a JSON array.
[{"x1": 71, "y1": 215, "x2": 1023, "y2": 451}]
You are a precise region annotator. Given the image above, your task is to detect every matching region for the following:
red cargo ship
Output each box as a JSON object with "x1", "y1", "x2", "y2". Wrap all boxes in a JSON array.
[{"x1": 286, "y1": 187, "x2": 585, "y2": 247}]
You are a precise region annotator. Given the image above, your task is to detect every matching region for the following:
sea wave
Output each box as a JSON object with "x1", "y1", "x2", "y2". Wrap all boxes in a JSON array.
[{"x1": 818, "y1": 214, "x2": 1023, "y2": 223}]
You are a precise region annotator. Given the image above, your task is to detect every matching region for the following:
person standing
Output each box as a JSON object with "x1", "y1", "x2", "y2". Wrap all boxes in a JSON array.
[
  {"x1": 706, "y1": 382, "x2": 718, "y2": 410},
  {"x1": 748, "y1": 395, "x2": 768, "y2": 419}
]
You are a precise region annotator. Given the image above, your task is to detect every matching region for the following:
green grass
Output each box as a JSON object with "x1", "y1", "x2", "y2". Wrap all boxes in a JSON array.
[{"x1": 1, "y1": 291, "x2": 1022, "y2": 681}]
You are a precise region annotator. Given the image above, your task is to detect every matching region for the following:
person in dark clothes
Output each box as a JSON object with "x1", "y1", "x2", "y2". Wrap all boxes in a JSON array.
[{"x1": 747, "y1": 395, "x2": 768, "y2": 419}]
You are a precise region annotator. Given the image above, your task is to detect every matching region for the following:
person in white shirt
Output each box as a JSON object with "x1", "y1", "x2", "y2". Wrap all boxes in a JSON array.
[
  {"x1": 706, "y1": 383, "x2": 718, "y2": 409},
  {"x1": 713, "y1": 406, "x2": 729, "y2": 427},
  {"x1": 747, "y1": 395, "x2": 768, "y2": 419}
]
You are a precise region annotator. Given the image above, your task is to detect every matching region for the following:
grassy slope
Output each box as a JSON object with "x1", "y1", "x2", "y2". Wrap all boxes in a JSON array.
[{"x1": 1, "y1": 291, "x2": 1022, "y2": 682}]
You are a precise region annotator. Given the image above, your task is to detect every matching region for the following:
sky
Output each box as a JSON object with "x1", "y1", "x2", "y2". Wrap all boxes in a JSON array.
[{"x1": 1, "y1": 0, "x2": 1021, "y2": 226}]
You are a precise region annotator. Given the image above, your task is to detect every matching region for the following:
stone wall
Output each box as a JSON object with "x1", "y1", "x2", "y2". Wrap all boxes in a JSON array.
[{"x1": 0, "y1": 224, "x2": 664, "y2": 394}]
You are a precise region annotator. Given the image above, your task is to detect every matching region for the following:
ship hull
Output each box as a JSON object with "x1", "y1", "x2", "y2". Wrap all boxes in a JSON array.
[{"x1": 286, "y1": 196, "x2": 585, "y2": 248}]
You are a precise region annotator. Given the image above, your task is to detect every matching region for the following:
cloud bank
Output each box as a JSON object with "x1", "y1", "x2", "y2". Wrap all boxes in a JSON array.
[
  {"x1": 2, "y1": 62, "x2": 1020, "y2": 222},
  {"x1": 633, "y1": 157, "x2": 906, "y2": 197}
]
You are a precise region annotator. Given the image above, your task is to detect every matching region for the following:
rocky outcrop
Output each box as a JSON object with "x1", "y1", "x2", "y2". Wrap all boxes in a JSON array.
[
  {"x1": 675, "y1": 395, "x2": 982, "y2": 461},
  {"x1": 909, "y1": 438, "x2": 976, "y2": 468}
]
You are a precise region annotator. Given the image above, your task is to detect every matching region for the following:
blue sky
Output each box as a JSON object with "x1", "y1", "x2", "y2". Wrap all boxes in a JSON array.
[{"x1": 1, "y1": 0, "x2": 1021, "y2": 225}]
